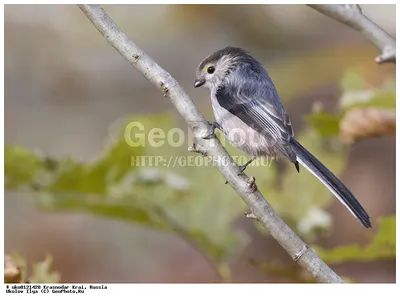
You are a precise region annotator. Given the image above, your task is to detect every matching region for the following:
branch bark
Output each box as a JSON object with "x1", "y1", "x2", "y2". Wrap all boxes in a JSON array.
[
  {"x1": 308, "y1": 4, "x2": 396, "y2": 64},
  {"x1": 77, "y1": 4, "x2": 344, "y2": 283}
]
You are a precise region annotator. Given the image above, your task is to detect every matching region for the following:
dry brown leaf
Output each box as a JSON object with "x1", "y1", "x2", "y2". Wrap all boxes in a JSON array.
[
  {"x1": 4, "y1": 255, "x2": 22, "y2": 283},
  {"x1": 339, "y1": 108, "x2": 396, "y2": 143}
]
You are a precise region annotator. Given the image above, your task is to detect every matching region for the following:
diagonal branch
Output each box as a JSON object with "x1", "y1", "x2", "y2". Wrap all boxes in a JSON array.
[
  {"x1": 77, "y1": 4, "x2": 344, "y2": 283},
  {"x1": 308, "y1": 4, "x2": 396, "y2": 64}
]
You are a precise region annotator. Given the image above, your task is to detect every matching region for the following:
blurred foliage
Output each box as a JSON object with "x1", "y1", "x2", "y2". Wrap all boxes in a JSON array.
[
  {"x1": 5, "y1": 114, "x2": 246, "y2": 281},
  {"x1": 250, "y1": 258, "x2": 354, "y2": 283},
  {"x1": 305, "y1": 72, "x2": 395, "y2": 138},
  {"x1": 6, "y1": 254, "x2": 60, "y2": 283},
  {"x1": 5, "y1": 112, "x2": 346, "y2": 280},
  {"x1": 4, "y1": 72, "x2": 396, "y2": 282},
  {"x1": 4, "y1": 255, "x2": 23, "y2": 283},
  {"x1": 305, "y1": 111, "x2": 341, "y2": 137},
  {"x1": 262, "y1": 129, "x2": 347, "y2": 239},
  {"x1": 250, "y1": 215, "x2": 395, "y2": 282},
  {"x1": 29, "y1": 256, "x2": 61, "y2": 283},
  {"x1": 316, "y1": 216, "x2": 396, "y2": 264},
  {"x1": 249, "y1": 258, "x2": 317, "y2": 283}
]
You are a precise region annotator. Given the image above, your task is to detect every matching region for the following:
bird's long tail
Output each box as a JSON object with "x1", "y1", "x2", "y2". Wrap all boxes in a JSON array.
[{"x1": 290, "y1": 137, "x2": 371, "y2": 228}]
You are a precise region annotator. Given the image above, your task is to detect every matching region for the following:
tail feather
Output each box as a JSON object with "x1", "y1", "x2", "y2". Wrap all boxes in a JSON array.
[{"x1": 290, "y1": 138, "x2": 371, "y2": 228}]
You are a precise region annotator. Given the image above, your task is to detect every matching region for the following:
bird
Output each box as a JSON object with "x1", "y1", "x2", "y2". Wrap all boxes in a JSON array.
[{"x1": 194, "y1": 46, "x2": 371, "y2": 228}]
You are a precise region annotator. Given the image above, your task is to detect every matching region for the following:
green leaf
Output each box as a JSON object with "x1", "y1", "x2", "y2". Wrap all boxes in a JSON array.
[
  {"x1": 36, "y1": 192, "x2": 169, "y2": 230},
  {"x1": 4, "y1": 145, "x2": 42, "y2": 189},
  {"x1": 250, "y1": 259, "x2": 317, "y2": 283},
  {"x1": 373, "y1": 216, "x2": 396, "y2": 245},
  {"x1": 48, "y1": 159, "x2": 106, "y2": 194},
  {"x1": 304, "y1": 111, "x2": 341, "y2": 137},
  {"x1": 315, "y1": 216, "x2": 396, "y2": 263},
  {"x1": 340, "y1": 90, "x2": 396, "y2": 110},
  {"x1": 339, "y1": 71, "x2": 395, "y2": 110},
  {"x1": 340, "y1": 71, "x2": 366, "y2": 91},
  {"x1": 187, "y1": 229, "x2": 228, "y2": 260}
]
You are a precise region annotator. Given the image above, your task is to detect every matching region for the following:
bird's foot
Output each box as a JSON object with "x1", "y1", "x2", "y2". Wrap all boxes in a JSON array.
[
  {"x1": 237, "y1": 157, "x2": 256, "y2": 175},
  {"x1": 203, "y1": 121, "x2": 221, "y2": 140},
  {"x1": 237, "y1": 164, "x2": 248, "y2": 175}
]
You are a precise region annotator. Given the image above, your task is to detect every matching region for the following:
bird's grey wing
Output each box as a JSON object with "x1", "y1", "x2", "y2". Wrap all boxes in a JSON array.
[{"x1": 215, "y1": 84, "x2": 296, "y2": 162}]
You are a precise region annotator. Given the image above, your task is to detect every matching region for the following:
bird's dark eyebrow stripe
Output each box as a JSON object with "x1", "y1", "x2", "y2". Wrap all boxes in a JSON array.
[{"x1": 199, "y1": 46, "x2": 249, "y2": 70}]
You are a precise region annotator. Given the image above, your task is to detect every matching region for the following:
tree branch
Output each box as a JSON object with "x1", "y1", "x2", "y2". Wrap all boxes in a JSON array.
[
  {"x1": 77, "y1": 4, "x2": 344, "y2": 283},
  {"x1": 308, "y1": 4, "x2": 396, "y2": 64}
]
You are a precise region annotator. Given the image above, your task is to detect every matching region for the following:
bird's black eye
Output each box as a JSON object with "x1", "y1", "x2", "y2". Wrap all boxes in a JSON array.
[{"x1": 206, "y1": 66, "x2": 215, "y2": 74}]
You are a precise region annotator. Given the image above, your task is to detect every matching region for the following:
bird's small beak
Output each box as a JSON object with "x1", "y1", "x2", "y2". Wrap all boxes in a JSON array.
[{"x1": 194, "y1": 78, "x2": 205, "y2": 88}]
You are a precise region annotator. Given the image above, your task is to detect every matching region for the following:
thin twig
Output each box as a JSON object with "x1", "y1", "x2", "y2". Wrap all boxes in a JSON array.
[
  {"x1": 308, "y1": 4, "x2": 395, "y2": 64},
  {"x1": 244, "y1": 212, "x2": 259, "y2": 221},
  {"x1": 77, "y1": 4, "x2": 344, "y2": 283}
]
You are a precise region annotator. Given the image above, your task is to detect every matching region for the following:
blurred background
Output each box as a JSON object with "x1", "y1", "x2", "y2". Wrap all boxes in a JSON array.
[{"x1": 4, "y1": 4, "x2": 395, "y2": 283}]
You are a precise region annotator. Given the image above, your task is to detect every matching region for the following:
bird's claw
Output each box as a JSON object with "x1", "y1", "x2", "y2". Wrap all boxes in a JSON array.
[
  {"x1": 203, "y1": 121, "x2": 221, "y2": 140},
  {"x1": 237, "y1": 164, "x2": 247, "y2": 175},
  {"x1": 237, "y1": 157, "x2": 256, "y2": 175},
  {"x1": 203, "y1": 131, "x2": 214, "y2": 140}
]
